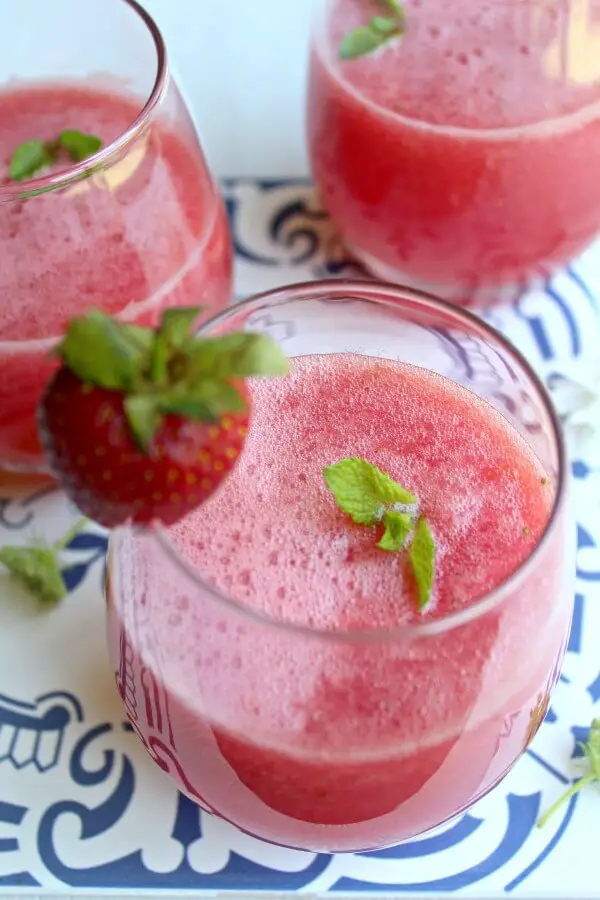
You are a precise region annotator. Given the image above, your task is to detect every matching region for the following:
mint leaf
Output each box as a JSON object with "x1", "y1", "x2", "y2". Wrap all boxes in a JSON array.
[
  {"x1": 324, "y1": 458, "x2": 437, "y2": 612},
  {"x1": 9, "y1": 140, "x2": 53, "y2": 181},
  {"x1": 339, "y1": 26, "x2": 387, "y2": 59},
  {"x1": 0, "y1": 520, "x2": 88, "y2": 607},
  {"x1": 0, "y1": 546, "x2": 67, "y2": 606},
  {"x1": 191, "y1": 332, "x2": 289, "y2": 379},
  {"x1": 378, "y1": 510, "x2": 413, "y2": 551},
  {"x1": 586, "y1": 720, "x2": 600, "y2": 777},
  {"x1": 409, "y1": 517, "x2": 436, "y2": 610},
  {"x1": 323, "y1": 458, "x2": 416, "y2": 526},
  {"x1": 371, "y1": 15, "x2": 400, "y2": 34},
  {"x1": 339, "y1": 0, "x2": 404, "y2": 59},
  {"x1": 379, "y1": 0, "x2": 405, "y2": 19},
  {"x1": 59, "y1": 130, "x2": 102, "y2": 162},
  {"x1": 538, "y1": 719, "x2": 600, "y2": 827},
  {"x1": 58, "y1": 311, "x2": 152, "y2": 390},
  {"x1": 8, "y1": 131, "x2": 103, "y2": 182}
]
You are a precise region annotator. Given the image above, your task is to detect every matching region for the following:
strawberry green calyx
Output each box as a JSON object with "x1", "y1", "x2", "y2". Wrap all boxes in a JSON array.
[{"x1": 54, "y1": 307, "x2": 289, "y2": 452}]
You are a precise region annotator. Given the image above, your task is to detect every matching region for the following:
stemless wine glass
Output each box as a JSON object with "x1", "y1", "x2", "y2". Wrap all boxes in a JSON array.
[
  {"x1": 106, "y1": 281, "x2": 574, "y2": 853},
  {"x1": 307, "y1": 0, "x2": 600, "y2": 305},
  {"x1": 0, "y1": 0, "x2": 232, "y2": 473}
]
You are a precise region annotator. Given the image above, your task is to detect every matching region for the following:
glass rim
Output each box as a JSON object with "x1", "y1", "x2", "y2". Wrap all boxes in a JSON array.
[
  {"x1": 125, "y1": 278, "x2": 567, "y2": 645},
  {"x1": 312, "y1": 1, "x2": 600, "y2": 140},
  {"x1": 0, "y1": 0, "x2": 168, "y2": 203}
]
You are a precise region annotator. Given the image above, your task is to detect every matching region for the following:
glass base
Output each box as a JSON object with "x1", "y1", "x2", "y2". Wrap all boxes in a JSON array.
[
  {"x1": 172, "y1": 752, "x2": 522, "y2": 855},
  {"x1": 346, "y1": 243, "x2": 539, "y2": 309}
]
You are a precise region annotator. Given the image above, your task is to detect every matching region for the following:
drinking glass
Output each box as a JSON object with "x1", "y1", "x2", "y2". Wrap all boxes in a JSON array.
[
  {"x1": 0, "y1": 0, "x2": 233, "y2": 473},
  {"x1": 106, "y1": 280, "x2": 573, "y2": 853},
  {"x1": 307, "y1": 0, "x2": 600, "y2": 305}
]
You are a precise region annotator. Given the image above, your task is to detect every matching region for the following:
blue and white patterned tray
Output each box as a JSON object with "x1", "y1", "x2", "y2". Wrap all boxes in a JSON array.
[{"x1": 0, "y1": 179, "x2": 599, "y2": 899}]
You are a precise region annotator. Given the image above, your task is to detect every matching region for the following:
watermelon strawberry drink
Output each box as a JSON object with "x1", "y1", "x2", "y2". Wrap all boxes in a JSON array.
[
  {"x1": 107, "y1": 284, "x2": 572, "y2": 852},
  {"x1": 0, "y1": 84, "x2": 232, "y2": 472},
  {"x1": 307, "y1": 0, "x2": 600, "y2": 302}
]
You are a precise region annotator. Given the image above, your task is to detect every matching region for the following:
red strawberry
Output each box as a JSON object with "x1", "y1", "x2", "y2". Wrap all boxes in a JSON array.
[{"x1": 37, "y1": 306, "x2": 288, "y2": 528}]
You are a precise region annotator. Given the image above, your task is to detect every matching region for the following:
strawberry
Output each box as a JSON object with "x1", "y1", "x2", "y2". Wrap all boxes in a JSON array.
[{"x1": 37, "y1": 306, "x2": 288, "y2": 528}]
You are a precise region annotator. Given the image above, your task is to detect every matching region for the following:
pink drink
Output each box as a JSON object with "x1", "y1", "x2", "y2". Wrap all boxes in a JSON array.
[
  {"x1": 0, "y1": 85, "x2": 232, "y2": 470},
  {"x1": 107, "y1": 352, "x2": 571, "y2": 852},
  {"x1": 308, "y1": 0, "x2": 600, "y2": 301}
]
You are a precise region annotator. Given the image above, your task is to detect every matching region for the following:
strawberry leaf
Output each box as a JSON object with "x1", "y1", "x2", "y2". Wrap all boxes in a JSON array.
[
  {"x1": 123, "y1": 395, "x2": 163, "y2": 452},
  {"x1": 0, "y1": 546, "x2": 67, "y2": 606},
  {"x1": 198, "y1": 379, "x2": 247, "y2": 414},
  {"x1": 156, "y1": 396, "x2": 214, "y2": 421},
  {"x1": 149, "y1": 307, "x2": 204, "y2": 384},
  {"x1": 184, "y1": 379, "x2": 247, "y2": 414},
  {"x1": 53, "y1": 309, "x2": 288, "y2": 456},
  {"x1": 123, "y1": 377, "x2": 248, "y2": 450},
  {"x1": 378, "y1": 510, "x2": 413, "y2": 551},
  {"x1": 160, "y1": 306, "x2": 203, "y2": 348},
  {"x1": 58, "y1": 311, "x2": 152, "y2": 390},
  {"x1": 149, "y1": 333, "x2": 170, "y2": 385},
  {"x1": 190, "y1": 333, "x2": 289, "y2": 378},
  {"x1": 157, "y1": 379, "x2": 246, "y2": 419}
]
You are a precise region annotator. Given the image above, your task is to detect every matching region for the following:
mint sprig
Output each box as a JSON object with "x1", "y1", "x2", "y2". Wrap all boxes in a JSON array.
[
  {"x1": 55, "y1": 307, "x2": 289, "y2": 452},
  {"x1": 378, "y1": 509, "x2": 413, "y2": 551},
  {"x1": 339, "y1": 0, "x2": 405, "y2": 60},
  {"x1": 9, "y1": 130, "x2": 103, "y2": 182},
  {"x1": 537, "y1": 719, "x2": 600, "y2": 828},
  {"x1": 0, "y1": 518, "x2": 88, "y2": 606},
  {"x1": 323, "y1": 458, "x2": 435, "y2": 611}
]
